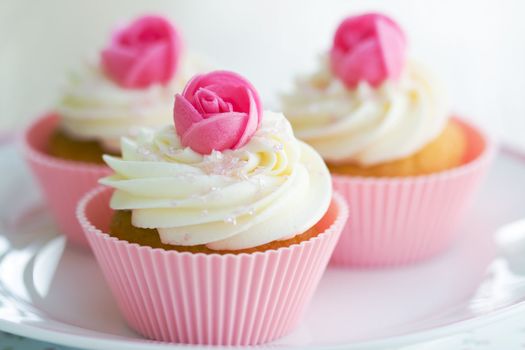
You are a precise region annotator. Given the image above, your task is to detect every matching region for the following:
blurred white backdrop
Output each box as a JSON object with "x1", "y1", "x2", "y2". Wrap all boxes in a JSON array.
[{"x1": 1, "y1": 0, "x2": 524, "y2": 147}]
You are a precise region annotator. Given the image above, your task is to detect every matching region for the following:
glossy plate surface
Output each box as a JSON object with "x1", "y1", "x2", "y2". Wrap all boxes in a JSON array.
[{"x1": 0, "y1": 143, "x2": 524, "y2": 350}]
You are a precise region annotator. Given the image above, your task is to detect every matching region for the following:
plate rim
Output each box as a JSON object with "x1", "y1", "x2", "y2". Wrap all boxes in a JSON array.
[{"x1": 1, "y1": 299, "x2": 524, "y2": 350}]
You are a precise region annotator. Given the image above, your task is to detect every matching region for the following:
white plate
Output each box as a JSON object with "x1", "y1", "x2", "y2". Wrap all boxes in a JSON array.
[{"x1": 0, "y1": 143, "x2": 525, "y2": 350}]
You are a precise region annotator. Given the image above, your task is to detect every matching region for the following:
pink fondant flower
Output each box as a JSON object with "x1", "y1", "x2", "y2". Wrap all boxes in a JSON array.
[
  {"x1": 174, "y1": 71, "x2": 262, "y2": 154},
  {"x1": 101, "y1": 15, "x2": 182, "y2": 89},
  {"x1": 330, "y1": 13, "x2": 407, "y2": 88}
]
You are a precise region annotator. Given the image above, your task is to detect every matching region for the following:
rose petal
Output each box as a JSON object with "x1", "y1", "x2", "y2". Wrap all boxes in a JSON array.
[
  {"x1": 182, "y1": 71, "x2": 248, "y2": 98},
  {"x1": 121, "y1": 42, "x2": 167, "y2": 88},
  {"x1": 175, "y1": 70, "x2": 263, "y2": 154},
  {"x1": 204, "y1": 84, "x2": 249, "y2": 112},
  {"x1": 194, "y1": 88, "x2": 232, "y2": 115},
  {"x1": 333, "y1": 13, "x2": 376, "y2": 52},
  {"x1": 196, "y1": 93, "x2": 221, "y2": 115},
  {"x1": 174, "y1": 94, "x2": 204, "y2": 137},
  {"x1": 181, "y1": 112, "x2": 248, "y2": 154},
  {"x1": 233, "y1": 88, "x2": 258, "y2": 149},
  {"x1": 376, "y1": 18, "x2": 406, "y2": 82},
  {"x1": 182, "y1": 71, "x2": 262, "y2": 119},
  {"x1": 101, "y1": 15, "x2": 182, "y2": 88},
  {"x1": 330, "y1": 13, "x2": 406, "y2": 88},
  {"x1": 334, "y1": 38, "x2": 386, "y2": 88},
  {"x1": 101, "y1": 46, "x2": 137, "y2": 86}
]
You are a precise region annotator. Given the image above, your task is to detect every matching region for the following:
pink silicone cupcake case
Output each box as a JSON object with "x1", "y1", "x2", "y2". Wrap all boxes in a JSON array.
[
  {"x1": 21, "y1": 113, "x2": 111, "y2": 247},
  {"x1": 77, "y1": 187, "x2": 348, "y2": 346},
  {"x1": 331, "y1": 117, "x2": 496, "y2": 267}
]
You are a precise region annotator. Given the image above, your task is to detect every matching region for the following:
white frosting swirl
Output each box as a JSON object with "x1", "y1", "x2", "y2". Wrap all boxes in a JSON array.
[
  {"x1": 56, "y1": 53, "x2": 208, "y2": 151},
  {"x1": 100, "y1": 112, "x2": 331, "y2": 251},
  {"x1": 282, "y1": 57, "x2": 449, "y2": 166}
]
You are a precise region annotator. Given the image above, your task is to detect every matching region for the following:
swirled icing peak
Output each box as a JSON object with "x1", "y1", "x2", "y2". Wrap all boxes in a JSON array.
[{"x1": 283, "y1": 59, "x2": 448, "y2": 166}]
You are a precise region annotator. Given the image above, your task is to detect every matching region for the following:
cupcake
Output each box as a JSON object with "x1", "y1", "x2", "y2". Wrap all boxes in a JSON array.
[
  {"x1": 282, "y1": 13, "x2": 494, "y2": 266},
  {"x1": 22, "y1": 15, "x2": 207, "y2": 246},
  {"x1": 78, "y1": 71, "x2": 347, "y2": 345}
]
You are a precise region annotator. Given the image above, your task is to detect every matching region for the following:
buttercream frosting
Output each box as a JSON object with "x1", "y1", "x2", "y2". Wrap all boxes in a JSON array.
[
  {"x1": 282, "y1": 57, "x2": 449, "y2": 166},
  {"x1": 100, "y1": 111, "x2": 332, "y2": 251},
  {"x1": 57, "y1": 54, "x2": 206, "y2": 151}
]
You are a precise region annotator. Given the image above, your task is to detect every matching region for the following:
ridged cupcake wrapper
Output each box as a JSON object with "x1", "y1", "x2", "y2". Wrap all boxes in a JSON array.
[
  {"x1": 330, "y1": 118, "x2": 496, "y2": 267},
  {"x1": 77, "y1": 186, "x2": 347, "y2": 346},
  {"x1": 21, "y1": 113, "x2": 111, "y2": 247}
]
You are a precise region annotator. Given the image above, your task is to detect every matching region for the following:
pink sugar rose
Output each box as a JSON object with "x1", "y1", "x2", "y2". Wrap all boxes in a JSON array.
[
  {"x1": 330, "y1": 13, "x2": 407, "y2": 88},
  {"x1": 101, "y1": 15, "x2": 182, "y2": 89},
  {"x1": 174, "y1": 71, "x2": 262, "y2": 155}
]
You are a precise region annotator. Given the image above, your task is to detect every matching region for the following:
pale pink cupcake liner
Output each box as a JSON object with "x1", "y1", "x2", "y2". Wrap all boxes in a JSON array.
[
  {"x1": 331, "y1": 118, "x2": 496, "y2": 267},
  {"x1": 77, "y1": 186, "x2": 347, "y2": 346},
  {"x1": 21, "y1": 113, "x2": 111, "y2": 247}
]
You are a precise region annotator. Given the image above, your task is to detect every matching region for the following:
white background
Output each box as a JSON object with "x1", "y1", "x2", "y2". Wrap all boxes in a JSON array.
[{"x1": 1, "y1": 0, "x2": 525, "y2": 148}]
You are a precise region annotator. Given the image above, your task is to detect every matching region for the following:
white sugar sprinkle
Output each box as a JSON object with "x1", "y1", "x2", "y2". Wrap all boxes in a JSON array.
[
  {"x1": 224, "y1": 216, "x2": 237, "y2": 225},
  {"x1": 167, "y1": 146, "x2": 179, "y2": 155}
]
